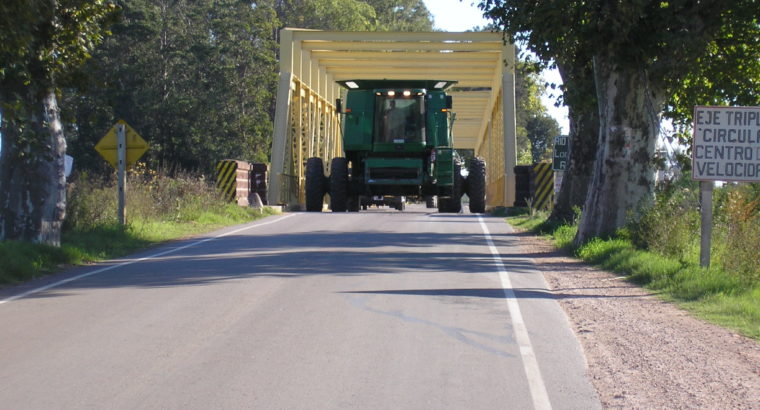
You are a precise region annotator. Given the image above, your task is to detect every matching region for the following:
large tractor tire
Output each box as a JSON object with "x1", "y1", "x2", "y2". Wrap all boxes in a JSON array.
[
  {"x1": 305, "y1": 157, "x2": 326, "y2": 212},
  {"x1": 347, "y1": 196, "x2": 360, "y2": 212},
  {"x1": 424, "y1": 195, "x2": 436, "y2": 208},
  {"x1": 330, "y1": 157, "x2": 349, "y2": 212},
  {"x1": 438, "y1": 163, "x2": 463, "y2": 213},
  {"x1": 450, "y1": 163, "x2": 463, "y2": 213},
  {"x1": 396, "y1": 197, "x2": 405, "y2": 211},
  {"x1": 467, "y1": 157, "x2": 486, "y2": 213}
]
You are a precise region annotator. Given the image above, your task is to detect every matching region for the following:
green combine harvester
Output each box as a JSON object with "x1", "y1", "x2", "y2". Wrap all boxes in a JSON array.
[{"x1": 305, "y1": 79, "x2": 486, "y2": 213}]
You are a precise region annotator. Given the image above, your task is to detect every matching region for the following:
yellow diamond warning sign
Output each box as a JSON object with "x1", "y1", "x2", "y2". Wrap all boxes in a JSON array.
[{"x1": 95, "y1": 120, "x2": 149, "y2": 169}]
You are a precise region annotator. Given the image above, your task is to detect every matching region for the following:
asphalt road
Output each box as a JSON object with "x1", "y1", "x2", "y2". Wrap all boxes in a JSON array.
[{"x1": 0, "y1": 205, "x2": 600, "y2": 409}]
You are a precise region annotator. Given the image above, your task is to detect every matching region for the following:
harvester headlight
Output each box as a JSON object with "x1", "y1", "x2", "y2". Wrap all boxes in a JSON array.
[
  {"x1": 345, "y1": 81, "x2": 359, "y2": 89},
  {"x1": 403, "y1": 90, "x2": 411, "y2": 97},
  {"x1": 387, "y1": 91, "x2": 396, "y2": 96}
]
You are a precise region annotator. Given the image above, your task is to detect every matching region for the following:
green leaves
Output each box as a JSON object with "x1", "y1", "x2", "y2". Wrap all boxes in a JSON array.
[
  {"x1": 64, "y1": 0, "x2": 279, "y2": 173},
  {"x1": 273, "y1": 0, "x2": 433, "y2": 32},
  {"x1": 0, "y1": 0, "x2": 118, "y2": 87},
  {"x1": 514, "y1": 61, "x2": 561, "y2": 164},
  {"x1": 664, "y1": 18, "x2": 760, "y2": 135}
]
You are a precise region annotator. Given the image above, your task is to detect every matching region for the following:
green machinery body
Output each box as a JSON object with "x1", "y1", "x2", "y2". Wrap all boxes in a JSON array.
[
  {"x1": 340, "y1": 79, "x2": 457, "y2": 198},
  {"x1": 304, "y1": 79, "x2": 486, "y2": 213}
]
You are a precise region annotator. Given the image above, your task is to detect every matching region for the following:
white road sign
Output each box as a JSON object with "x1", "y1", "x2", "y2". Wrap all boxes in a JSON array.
[{"x1": 692, "y1": 106, "x2": 760, "y2": 182}]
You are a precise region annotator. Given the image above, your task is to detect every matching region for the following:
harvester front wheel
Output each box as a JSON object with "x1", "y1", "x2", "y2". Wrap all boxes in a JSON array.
[
  {"x1": 424, "y1": 195, "x2": 436, "y2": 208},
  {"x1": 348, "y1": 196, "x2": 360, "y2": 212},
  {"x1": 467, "y1": 157, "x2": 486, "y2": 213},
  {"x1": 330, "y1": 157, "x2": 349, "y2": 212},
  {"x1": 450, "y1": 163, "x2": 463, "y2": 213},
  {"x1": 438, "y1": 163, "x2": 463, "y2": 213},
  {"x1": 305, "y1": 157, "x2": 326, "y2": 212}
]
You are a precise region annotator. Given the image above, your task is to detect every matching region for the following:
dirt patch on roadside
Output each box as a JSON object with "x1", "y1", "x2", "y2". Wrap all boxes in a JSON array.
[{"x1": 517, "y1": 233, "x2": 760, "y2": 409}]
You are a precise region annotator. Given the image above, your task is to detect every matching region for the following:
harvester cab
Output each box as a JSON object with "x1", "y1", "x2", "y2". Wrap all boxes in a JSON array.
[{"x1": 305, "y1": 79, "x2": 486, "y2": 213}]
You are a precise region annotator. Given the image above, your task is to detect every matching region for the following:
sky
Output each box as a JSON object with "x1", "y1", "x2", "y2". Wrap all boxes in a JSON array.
[{"x1": 423, "y1": 0, "x2": 569, "y2": 134}]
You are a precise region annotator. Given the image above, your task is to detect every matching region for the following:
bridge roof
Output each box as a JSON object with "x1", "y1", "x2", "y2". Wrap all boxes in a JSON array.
[{"x1": 279, "y1": 29, "x2": 514, "y2": 150}]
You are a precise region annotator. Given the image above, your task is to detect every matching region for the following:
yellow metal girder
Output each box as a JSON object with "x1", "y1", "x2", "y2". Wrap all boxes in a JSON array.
[
  {"x1": 319, "y1": 59, "x2": 498, "y2": 68},
  {"x1": 311, "y1": 51, "x2": 501, "y2": 64},
  {"x1": 301, "y1": 41, "x2": 503, "y2": 52},
  {"x1": 290, "y1": 30, "x2": 505, "y2": 41}
]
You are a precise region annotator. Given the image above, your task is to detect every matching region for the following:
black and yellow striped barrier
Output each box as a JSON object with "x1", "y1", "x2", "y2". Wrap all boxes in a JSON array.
[
  {"x1": 216, "y1": 160, "x2": 239, "y2": 202},
  {"x1": 531, "y1": 162, "x2": 554, "y2": 210}
]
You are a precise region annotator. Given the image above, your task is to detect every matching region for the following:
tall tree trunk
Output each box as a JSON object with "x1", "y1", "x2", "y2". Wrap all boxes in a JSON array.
[
  {"x1": 550, "y1": 104, "x2": 599, "y2": 223},
  {"x1": 0, "y1": 88, "x2": 67, "y2": 246},
  {"x1": 575, "y1": 56, "x2": 662, "y2": 244},
  {"x1": 550, "y1": 60, "x2": 599, "y2": 223}
]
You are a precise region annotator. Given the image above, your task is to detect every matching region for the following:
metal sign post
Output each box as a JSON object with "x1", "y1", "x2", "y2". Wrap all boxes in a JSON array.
[
  {"x1": 95, "y1": 119, "x2": 149, "y2": 226},
  {"x1": 117, "y1": 124, "x2": 127, "y2": 225},
  {"x1": 699, "y1": 181, "x2": 713, "y2": 268}
]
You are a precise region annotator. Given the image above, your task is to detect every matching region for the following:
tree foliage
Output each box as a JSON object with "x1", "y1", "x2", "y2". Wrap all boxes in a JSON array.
[
  {"x1": 364, "y1": 0, "x2": 434, "y2": 31},
  {"x1": 274, "y1": 0, "x2": 377, "y2": 31},
  {"x1": 479, "y1": 0, "x2": 760, "y2": 242},
  {"x1": 664, "y1": 18, "x2": 760, "y2": 141},
  {"x1": 526, "y1": 114, "x2": 560, "y2": 164},
  {"x1": 1, "y1": 0, "x2": 117, "y2": 245},
  {"x1": 273, "y1": 0, "x2": 433, "y2": 31},
  {"x1": 514, "y1": 62, "x2": 560, "y2": 164},
  {"x1": 64, "y1": 0, "x2": 279, "y2": 173}
]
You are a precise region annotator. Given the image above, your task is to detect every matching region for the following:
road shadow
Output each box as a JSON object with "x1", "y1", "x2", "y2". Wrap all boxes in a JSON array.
[
  {"x1": 341, "y1": 287, "x2": 646, "y2": 300},
  {"x1": 3, "y1": 212, "x2": 563, "y2": 298}
]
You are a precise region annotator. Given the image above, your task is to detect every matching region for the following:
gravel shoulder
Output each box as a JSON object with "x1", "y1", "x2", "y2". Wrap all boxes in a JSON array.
[{"x1": 514, "y1": 231, "x2": 760, "y2": 409}]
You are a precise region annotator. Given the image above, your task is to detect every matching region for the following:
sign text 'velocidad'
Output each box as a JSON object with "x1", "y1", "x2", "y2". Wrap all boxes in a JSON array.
[{"x1": 692, "y1": 106, "x2": 760, "y2": 182}]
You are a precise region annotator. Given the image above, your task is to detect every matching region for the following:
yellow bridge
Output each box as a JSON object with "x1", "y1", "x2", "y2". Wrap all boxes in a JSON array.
[{"x1": 268, "y1": 28, "x2": 517, "y2": 209}]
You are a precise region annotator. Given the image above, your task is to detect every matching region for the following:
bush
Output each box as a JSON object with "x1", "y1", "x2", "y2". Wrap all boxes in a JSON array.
[
  {"x1": 629, "y1": 177, "x2": 700, "y2": 262},
  {"x1": 65, "y1": 166, "x2": 233, "y2": 232},
  {"x1": 631, "y1": 177, "x2": 760, "y2": 284},
  {"x1": 64, "y1": 172, "x2": 118, "y2": 231},
  {"x1": 714, "y1": 183, "x2": 760, "y2": 282}
]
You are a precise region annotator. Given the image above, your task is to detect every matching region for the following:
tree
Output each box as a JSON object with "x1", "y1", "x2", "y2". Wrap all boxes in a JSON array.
[
  {"x1": 663, "y1": 18, "x2": 760, "y2": 142},
  {"x1": 479, "y1": 0, "x2": 760, "y2": 243},
  {"x1": 274, "y1": 0, "x2": 377, "y2": 31},
  {"x1": 0, "y1": 0, "x2": 116, "y2": 245},
  {"x1": 550, "y1": 55, "x2": 599, "y2": 223},
  {"x1": 526, "y1": 114, "x2": 560, "y2": 164},
  {"x1": 64, "y1": 0, "x2": 279, "y2": 174},
  {"x1": 513, "y1": 62, "x2": 543, "y2": 163},
  {"x1": 364, "y1": 0, "x2": 434, "y2": 31},
  {"x1": 273, "y1": 0, "x2": 434, "y2": 32}
]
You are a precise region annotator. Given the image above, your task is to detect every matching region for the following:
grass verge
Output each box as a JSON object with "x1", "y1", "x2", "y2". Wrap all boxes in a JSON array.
[
  {"x1": 507, "y1": 215, "x2": 760, "y2": 341},
  {"x1": 0, "y1": 206, "x2": 278, "y2": 288}
]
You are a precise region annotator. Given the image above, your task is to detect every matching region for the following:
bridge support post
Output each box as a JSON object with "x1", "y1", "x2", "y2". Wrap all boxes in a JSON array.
[
  {"x1": 269, "y1": 71, "x2": 293, "y2": 207},
  {"x1": 502, "y1": 69, "x2": 517, "y2": 207}
]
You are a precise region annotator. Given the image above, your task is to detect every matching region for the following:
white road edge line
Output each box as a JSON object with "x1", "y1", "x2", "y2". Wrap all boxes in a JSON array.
[
  {"x1": 478, "y1": 216, "x2": 552, "y2": 410},
  {"x1": 0, "y1": 213, "x2": 296, "y2": 305}
]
